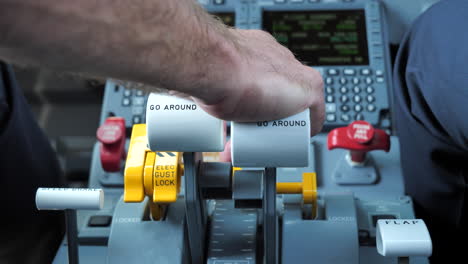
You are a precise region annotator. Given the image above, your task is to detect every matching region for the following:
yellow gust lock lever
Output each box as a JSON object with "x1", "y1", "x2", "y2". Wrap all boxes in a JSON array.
[
  {"x1": 233, "y1": 169, "x2": 318, "y2": 218},
  {"x1": 124, "y1": 124, "x2": 183, "y2": 206},
  {"x1": 276, "y1": 172, "x2": 317, "y2": 204},
  {"x1": 277, "y1": 172, "x2": 318, "y2": 218}
]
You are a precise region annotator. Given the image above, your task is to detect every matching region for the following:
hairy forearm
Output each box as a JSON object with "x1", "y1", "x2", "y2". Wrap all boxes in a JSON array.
[{"x1": 0, "y1": 0, "x2": 237, "y2": 102}]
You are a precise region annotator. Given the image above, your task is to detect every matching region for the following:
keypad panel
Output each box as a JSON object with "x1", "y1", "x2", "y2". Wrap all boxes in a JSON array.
[
  {"x1": 323, "y1": 67, "x2": 384, "y2": 128},
  {"x1": 100, "y1": 81, "x2": 148, "y2": 128}
]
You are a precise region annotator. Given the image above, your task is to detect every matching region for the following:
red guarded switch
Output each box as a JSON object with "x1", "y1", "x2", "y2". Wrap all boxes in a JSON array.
[
  {"x1": 327, "y1": 121, "x2": 390, "y2": 163},
  {"x1": 97, "y1": 117, "x2": 126, "y2": 172}
]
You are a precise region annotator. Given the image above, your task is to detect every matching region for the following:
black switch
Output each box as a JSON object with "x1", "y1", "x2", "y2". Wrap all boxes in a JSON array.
[
  {"x1": 372, "y1": 214, "x2": 396, "y2": 227},
  {"x1": 88, "y1": 215, "x2": 112, "y2": 227}
]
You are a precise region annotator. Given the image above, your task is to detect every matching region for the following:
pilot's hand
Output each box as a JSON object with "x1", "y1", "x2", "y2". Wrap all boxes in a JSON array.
[{"x1": 195, "y1": 29, "x2": 324, "y2": 136}]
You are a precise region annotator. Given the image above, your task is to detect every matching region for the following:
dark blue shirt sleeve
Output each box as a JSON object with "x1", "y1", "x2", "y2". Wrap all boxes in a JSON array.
[
  {"x1": 0, "y1": 62, "x2": 63, "y2": 262},
  {"x1": 394, "y1": 0, "x2": 468, "y2": 151},
  {"x1": 393, "y1": 0, "x2": 468, "y2": 261}
]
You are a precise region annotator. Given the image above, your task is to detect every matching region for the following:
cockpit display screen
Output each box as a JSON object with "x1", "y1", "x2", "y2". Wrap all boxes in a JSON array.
[{"x1": 263, "y1": 10, "x2": 369, "y2": 66}]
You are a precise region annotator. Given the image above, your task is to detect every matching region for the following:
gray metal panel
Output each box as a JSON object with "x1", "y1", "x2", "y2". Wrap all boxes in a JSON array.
[
  {"x1": 359, "y1": 247, "x2": 429, "y2": 264},
  {"x1": 332, "y1": 154, "x2": 379, "y2": 185},
  {"x1": 76, "y1": 191, "x2": 122, "y2": 245},
  {"x1": 88, "y1": 143, "x2": 126, "y2": 188},
  {"x1": 280, "y1": 194, "x2": 429, "y2": 264},
  {"x1": 282, "y1": 194, "x2": 359, "y2": 264},
  {"x1": 278, "y1": 136, "x2": 404, "y2": 200},
  {"x1": 53, "y1": 246, "x2": 108, "y2": 264},
  {"x1": 107, "y1": 197, "x2": 187, "y2": 264},
  {"x1": 355, "y1": 196, "x2": 415, "y2": 238},
  {"x1": 314, "y1": 134, "x2": 405, "y2": 200}
]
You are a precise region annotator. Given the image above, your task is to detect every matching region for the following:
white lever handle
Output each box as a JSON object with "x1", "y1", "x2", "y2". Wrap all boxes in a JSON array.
[
  {"x1": 146, "y1": 93, "x2": 225, "y2": 152},
  {"x1": 36, "y1": 188, "x2": 104, "y2": 210},
  {"x1": 376, "y1": 219, "x2": 432, "y2": 257},
  {"x1": 231, "y1": 110, "x2": 310, "y2": 167}
]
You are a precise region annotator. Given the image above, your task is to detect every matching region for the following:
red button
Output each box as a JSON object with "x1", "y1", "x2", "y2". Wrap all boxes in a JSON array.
[
  {"x1": 96, "y1": 117, "x2": 126, "y2": 172},
  {"x1": 346, "y1": 120, "x2": 375, "y2": 144},
  {"x1": 97, "y1": 124, "x2": 123, "y2": 145}
]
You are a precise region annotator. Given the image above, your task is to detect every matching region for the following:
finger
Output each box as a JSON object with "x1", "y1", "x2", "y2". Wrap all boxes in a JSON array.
[
  {"x1": 299, "y1": 66, "x2": 324, "y2": 136},
  {"x1": 168, "y1": 90, "x2": 193, "y2": 100},
  {"x1": 309, "y1": 100, "x2": 325, "y2": 136},
  {"x1": 219, "y1": 140, "x2": 232, "y2": 162}
]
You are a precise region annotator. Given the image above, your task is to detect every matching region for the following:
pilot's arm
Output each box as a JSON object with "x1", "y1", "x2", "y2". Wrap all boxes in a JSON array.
[
  {"x1": 0, "y1": 0, "x2": 324, "y2": 133},
  {"x1": 0, "y1": 1, "x2": 323, "y2": 262}
]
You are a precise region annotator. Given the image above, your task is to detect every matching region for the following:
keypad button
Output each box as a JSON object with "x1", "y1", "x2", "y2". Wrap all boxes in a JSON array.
[
  {"x1": 133, "y1": 97, "x2": 145, "y2": 106},
  {"x1": 325, "y1": 77, "x2": 333, "y2": 85},
  {"x1": 361, "y1": 69, "x2": 371, "y2": 75},
  {"x1": 365, "y1": 77, "x2": 373, "y2": 84},
  {"x1": 355, "y1": 113, "x2": 364, "y2": 120},
  {"x1": 367, "y1": 95, "x2": 375, "y2": 103},
  {"x1": 366, "y1": 86, "x2": 374, "y2": 94},
  {"x1": 339, "y1": 77, "x2": 347, "y2": 85},
  {"x1": 341, "y1": 114, "x2": 350, "y2": 122},
  {"x1": 326, "y1": 114, "x2": 336, "y2": 122},
  {"x1": 340, "y1": 105, "x2": 350, "y2": 113},
  {"x1": 354, "y1": 104, "x2": 363, "y2": 112},
  {"x1": 326, "y1": 95, "x2": 335, "y2": 103},
  {"x1": 376, "y1": 70, "x2": 384, "y2": 76},
  {"x1": 340, "y1": 87, "x2": 348, "y2": 94},
  {"x1": 343, "y1": 69, "x2": 355, "y2": 76},
  {"x1": 367, "y1": 104, "x2": 376, "y2": 112},
  {"x1": 327, "y1": 69, "x2": 339, "y2": 75},
  {"x1": 353, "y1": 86, "x2": 361, "y2": 94},
  {"x1": 214, "y1": 0, "x2": 225, "y2": 4},
  {"x1": 132, "y1": 115, "x2": 142, "y2": 124},
  {"x1": 135, "y1": 90, "x2": 145, "y2": 96},
  {"x1": 376, "y1": 77, "x2": 385, "y2": 83},
  {"x1": 326, "y1": 86, "x2": 334, "y2": 94},
  {"x1": 326, "y1": 103, "x2": 336, "y2": 113},
  {"x1": 123, "y1": 89, "x2": 132, "y2": 97},
  {"x1": 352, "y1": 77, "x2": 360, "y2": 85},
  {"x1": 122, "y1": 98, "x2": 131, "y2": 106},
  {"x1": 340, "y1": 95, "x2": 349, "y2": 103},
  {"x1": 353, "y1": 95, "x2": 361, "y2": 103}
]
